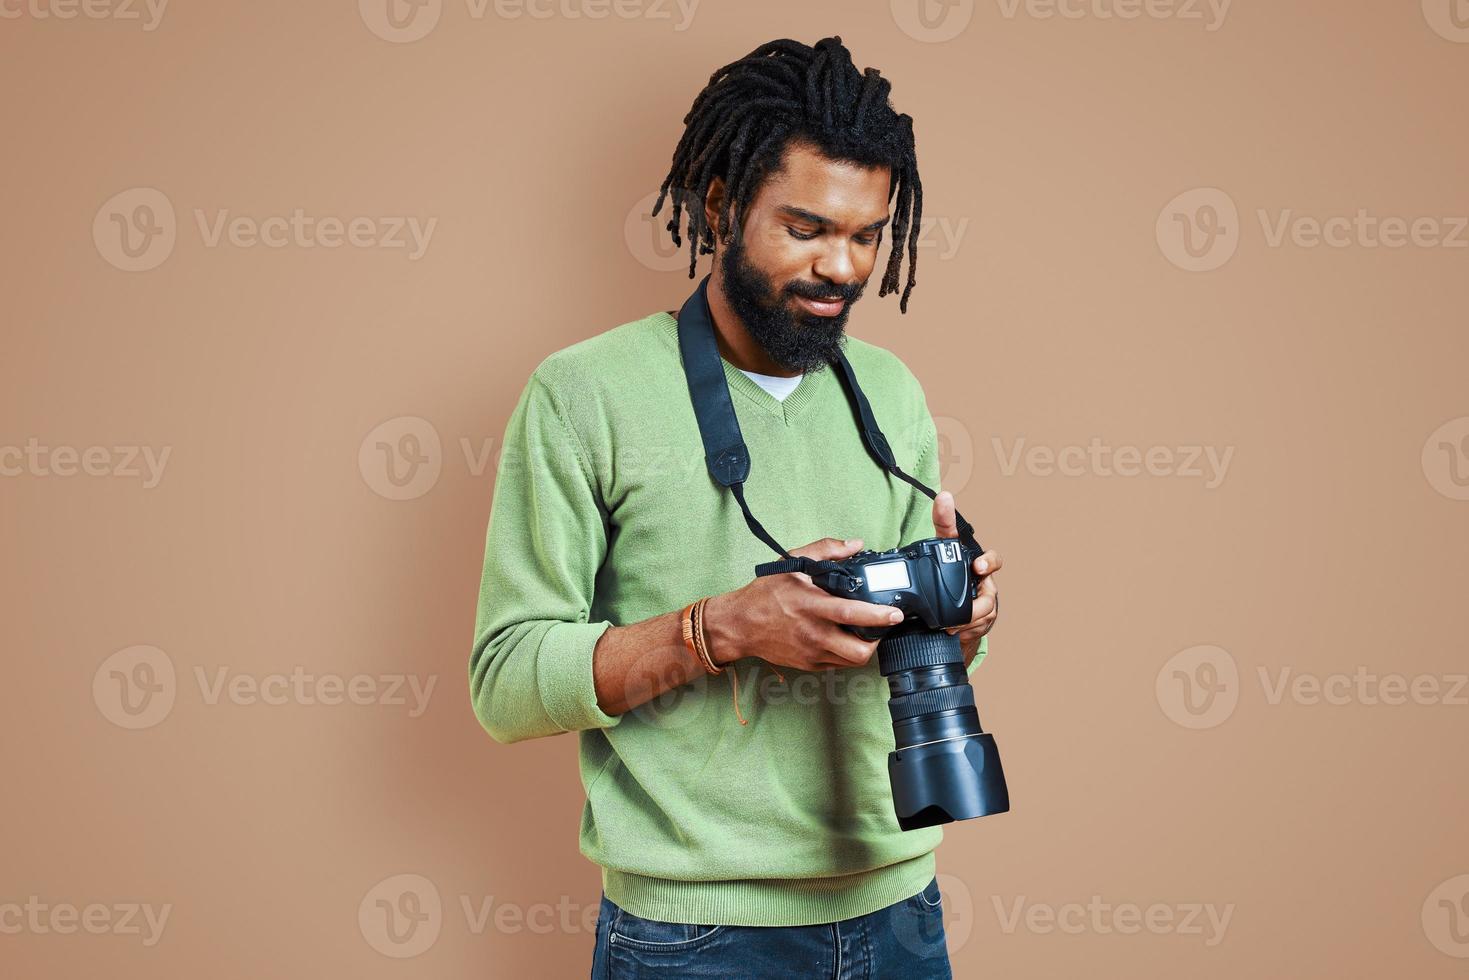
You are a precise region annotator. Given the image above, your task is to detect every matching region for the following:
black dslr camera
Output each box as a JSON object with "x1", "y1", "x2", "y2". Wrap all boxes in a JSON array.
[
  {"x1": 803, "y1": 537, "x2": 982, "y2": 642},
  {"x1": 762, "y1": 533, "x2": 1010, "y2": 831}
]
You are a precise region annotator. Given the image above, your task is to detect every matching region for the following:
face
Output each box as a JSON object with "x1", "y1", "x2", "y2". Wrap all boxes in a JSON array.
[{"x1": 708, "y1": 140, "x2": 892, "y2": 373}]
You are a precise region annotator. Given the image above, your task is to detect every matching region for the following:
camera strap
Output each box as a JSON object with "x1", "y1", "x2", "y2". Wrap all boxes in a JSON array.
[{"x1": 674, "y1": 273, "x2": 982, "y2": 580}]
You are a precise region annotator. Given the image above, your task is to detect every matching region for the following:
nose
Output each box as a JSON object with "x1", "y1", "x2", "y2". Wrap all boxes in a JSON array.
[{"x1": 812, "y1": 239, "x2": 857, "y2": 289}]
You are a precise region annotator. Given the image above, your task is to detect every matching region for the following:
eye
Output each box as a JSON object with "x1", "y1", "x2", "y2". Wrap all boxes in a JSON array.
[
  {"x1": 787, "y1": 227, "x2": 819, "y2": 241},
  {"x1": 855, "y1": 234, "x2": 878, "y2": 246}
]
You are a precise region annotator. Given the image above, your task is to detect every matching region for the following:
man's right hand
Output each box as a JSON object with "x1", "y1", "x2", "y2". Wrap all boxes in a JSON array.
[{"x1": 702, "y1": 537, "x2": 904, "y2": 672}]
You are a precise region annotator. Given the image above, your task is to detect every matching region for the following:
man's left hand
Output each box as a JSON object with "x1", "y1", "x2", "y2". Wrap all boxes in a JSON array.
[{"x1": 930, "y1": 490, "x2": 1001, "y2": 666}]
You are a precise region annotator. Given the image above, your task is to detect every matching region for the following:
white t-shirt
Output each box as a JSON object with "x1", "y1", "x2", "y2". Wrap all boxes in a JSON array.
[{"x1": 739, "y1": 368, "x2": 803, "y2": 402}]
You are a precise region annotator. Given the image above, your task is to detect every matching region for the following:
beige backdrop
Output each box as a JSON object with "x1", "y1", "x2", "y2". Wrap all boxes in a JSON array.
[{"x1": 4, "y1": 1, "x2": 1468, "y2": 977}]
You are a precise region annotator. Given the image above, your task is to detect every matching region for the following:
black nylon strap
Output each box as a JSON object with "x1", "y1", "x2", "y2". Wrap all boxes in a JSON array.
[
  {"x1": 753, "y1": 556, "x2": 843, "y2": 577},
  {"x1": 675, "y1": 272, "x2": 984, "y2": 569},
  {"x1": 832, "y1": 350, "x2": 983, "y2": 558}
]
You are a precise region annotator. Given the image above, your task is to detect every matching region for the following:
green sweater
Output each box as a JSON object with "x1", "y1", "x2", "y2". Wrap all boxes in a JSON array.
[{"x1": 469, "y1": 308, "x2": 988, "y2": 927}]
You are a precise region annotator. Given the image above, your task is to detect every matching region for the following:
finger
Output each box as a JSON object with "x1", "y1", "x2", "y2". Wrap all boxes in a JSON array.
[
  {"x1": 813, "y1": 625, "x2": 880, "y2": 666},
  {"x1": 947, "y1": 587, "x2": 998, "y2": 634},
  {"x1": 977, "y1": 573, "x2": 998, "y2": 602},
  {"x1": 811, "y1": 594, "x2": 906, "y2": 628},
  {"x1": 973, "y1": 549, "x2": 1003, "y2": 576},
  {"x1": 957, "y1": 620, "x2": 993, "y2": 641},
  {"x1": 931, "y1": 491, "x2": 958, "y2": 540}
]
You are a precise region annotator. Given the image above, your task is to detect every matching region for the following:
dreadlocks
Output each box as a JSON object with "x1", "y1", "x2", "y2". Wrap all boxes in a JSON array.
[{"x1": 651, "y1": 36, "x2": 925, "y2": 313}]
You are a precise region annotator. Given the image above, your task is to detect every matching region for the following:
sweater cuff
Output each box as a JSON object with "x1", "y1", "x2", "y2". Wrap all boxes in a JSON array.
[
  {"x1": 967, "y1": 634, "x2": 989, "y2": 676},
  {"x1": 537, "y1": 620, "x2": 622, "y2": 733}
]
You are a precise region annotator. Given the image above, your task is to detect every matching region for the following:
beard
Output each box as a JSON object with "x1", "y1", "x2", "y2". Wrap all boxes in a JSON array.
[{"x1": 718, "y1": 233, "x2": 867, "y2": 374}]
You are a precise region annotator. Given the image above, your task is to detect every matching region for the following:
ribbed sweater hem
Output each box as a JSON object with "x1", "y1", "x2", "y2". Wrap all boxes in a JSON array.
[{"x1": 600, "y1": 850, "x2": 937, "y2": 927}]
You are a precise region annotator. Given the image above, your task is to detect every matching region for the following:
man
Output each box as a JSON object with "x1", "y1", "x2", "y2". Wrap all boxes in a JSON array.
[{"x1": 470, "y1": 35, "x2": 1002, "y2": 978}]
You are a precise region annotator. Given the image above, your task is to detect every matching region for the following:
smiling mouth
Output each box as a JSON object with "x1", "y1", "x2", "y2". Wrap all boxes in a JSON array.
[{"x1": 795, "y1": 294, "x2": 846, "y2": 316}]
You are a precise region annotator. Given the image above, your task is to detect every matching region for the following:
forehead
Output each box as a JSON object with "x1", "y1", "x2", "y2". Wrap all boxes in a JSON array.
[{"x1": 751, "y1": 141, "x2": 892, "y2": 224}]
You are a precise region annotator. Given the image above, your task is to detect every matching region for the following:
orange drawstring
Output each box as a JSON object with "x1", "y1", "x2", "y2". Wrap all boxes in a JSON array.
[
  {"x1": 681, "y1": 596, "x2": 785, "y2": 726},
  {"x1": 729, "y1": 661, "x2": 786, "y2": 726}
]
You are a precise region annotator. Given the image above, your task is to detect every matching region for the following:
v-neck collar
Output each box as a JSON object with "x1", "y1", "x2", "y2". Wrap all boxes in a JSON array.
[{"x1": 657, "y1": 311, "x2": 824, "y2": 425}]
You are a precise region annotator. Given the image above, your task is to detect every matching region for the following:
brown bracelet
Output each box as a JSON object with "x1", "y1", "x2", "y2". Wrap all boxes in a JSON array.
[
  {"x1": 680, "y1": 598, "x2": 721, "y2": 675},
  {"x1": 692, "y1": 597, "x2": 721, "y2": 674}
]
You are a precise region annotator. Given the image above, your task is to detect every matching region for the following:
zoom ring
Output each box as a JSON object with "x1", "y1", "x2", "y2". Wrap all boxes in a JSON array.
[{"x1": 887, "y1": 683, "x2": 975, "y2": 722}]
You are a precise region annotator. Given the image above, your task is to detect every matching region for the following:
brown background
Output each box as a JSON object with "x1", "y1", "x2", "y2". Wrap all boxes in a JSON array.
[{"x1": 3, "y1": 1, "x2": 1468, "y2": 977}]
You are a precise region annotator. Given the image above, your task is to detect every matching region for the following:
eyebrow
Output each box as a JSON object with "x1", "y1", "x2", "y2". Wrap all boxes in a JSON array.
[{"x1": 777, "y1": 205, "x2": 890, "y2": 233}]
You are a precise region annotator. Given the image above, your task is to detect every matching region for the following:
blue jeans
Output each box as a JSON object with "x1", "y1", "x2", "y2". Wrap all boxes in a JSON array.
[{"x1": 590, "y1": 876, "x2": 953, "y2": 979}]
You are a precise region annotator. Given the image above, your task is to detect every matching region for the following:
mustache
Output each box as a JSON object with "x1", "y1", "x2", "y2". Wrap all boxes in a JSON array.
[{"x1": 786, "y1": 281, "x2": 862, "y2": 303}]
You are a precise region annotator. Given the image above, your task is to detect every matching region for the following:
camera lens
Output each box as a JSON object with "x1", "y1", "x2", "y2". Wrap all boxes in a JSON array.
[{"x1": 878, "y1": 628, "x2": 1009, "y2": 830}]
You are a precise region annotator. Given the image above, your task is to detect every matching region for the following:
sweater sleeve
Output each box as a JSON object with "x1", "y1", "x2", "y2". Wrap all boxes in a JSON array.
[
  {"x1": 469, "y1": 370, "x2": 624, "y2": 744},
  {"x1": 895, "y1": 385, "x2": 990, "y2": 676}
]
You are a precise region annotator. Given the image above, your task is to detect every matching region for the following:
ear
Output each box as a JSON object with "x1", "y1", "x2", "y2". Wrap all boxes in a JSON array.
[{"x1": 703, "y1": 176, "x2": 728, "y2": 245}]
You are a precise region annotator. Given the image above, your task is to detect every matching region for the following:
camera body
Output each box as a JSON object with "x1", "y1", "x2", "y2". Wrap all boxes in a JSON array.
[{"x1": 807, "y1": 536, "x2": 982, "y2": 641}]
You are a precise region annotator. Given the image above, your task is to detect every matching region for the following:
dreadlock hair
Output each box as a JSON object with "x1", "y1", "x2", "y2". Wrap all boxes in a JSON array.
[{"x1": 651, "y1": 35, "x2": 925, "y2": 313}]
